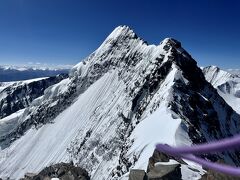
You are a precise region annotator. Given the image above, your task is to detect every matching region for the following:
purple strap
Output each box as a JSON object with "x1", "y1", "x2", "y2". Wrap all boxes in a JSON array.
[
  {"x1": 156, "y1": 134, "x2": 240, "y2": 154},
  {"x1": 181, "y1": 154, "x2": 240, "y2": 176},
  {"x1": 156, "y1": 135, "x2": 240, "y2": 176}
]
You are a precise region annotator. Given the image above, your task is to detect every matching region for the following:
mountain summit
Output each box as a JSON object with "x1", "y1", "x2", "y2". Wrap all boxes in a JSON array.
[{"x1": 0, "y1": 26, "x2": 240, "y2": 179}]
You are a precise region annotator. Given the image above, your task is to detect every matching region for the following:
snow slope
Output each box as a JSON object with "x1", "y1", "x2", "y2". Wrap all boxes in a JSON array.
[{"x1": 0, "y1": 26, "x2": 240, "y2": 180}]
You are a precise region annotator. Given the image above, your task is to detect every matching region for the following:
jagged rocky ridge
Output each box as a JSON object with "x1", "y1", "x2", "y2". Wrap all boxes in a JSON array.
[{"x1": 0, "y1": 26, "x2": 240, "y2": 179}]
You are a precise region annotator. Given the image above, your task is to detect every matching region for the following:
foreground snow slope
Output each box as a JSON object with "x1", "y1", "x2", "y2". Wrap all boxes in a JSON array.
[{"x1": 1, "y1": 26, "x2": 240, "y2": 180}]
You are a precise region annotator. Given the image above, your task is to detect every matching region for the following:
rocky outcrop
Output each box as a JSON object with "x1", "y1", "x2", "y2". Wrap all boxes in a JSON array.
[
  {"x1": 129, "y1": 170, "x2": 147, "y2": 180},
  {"x1": 20, "y1": 163, "x2": 90, "y2": 180},
  {"x1": 128, "y1": 150, "x2": 183, "y2": 180},
  {"x1": 129, "y1": 165, "x2": 181, "y2": 180}
]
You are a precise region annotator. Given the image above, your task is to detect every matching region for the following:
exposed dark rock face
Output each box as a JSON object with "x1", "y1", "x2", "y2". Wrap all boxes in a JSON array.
[
  {"x1": 147, "y1": 150, "x2": 171, "y2": 172},
  {"x1": 20, "y1": 163, "x2": 90, "y2": 180},
  {"x1": 129, "y1": 150, "x2": 181, "y2": 180},
  {"x1": 129, "y1": 165, "x2": 181, "y2": 180},
  {"x1": 129, "y1": 169, "x2": 147, "y2": 180},
  {"x1": 146, "y1": 150, "x2": 183, "y2": 180}
]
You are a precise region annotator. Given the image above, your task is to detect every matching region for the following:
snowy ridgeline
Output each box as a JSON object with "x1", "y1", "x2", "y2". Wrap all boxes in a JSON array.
[{"x1": 0, "y1": 26, "x2": 239, "y2": 180}]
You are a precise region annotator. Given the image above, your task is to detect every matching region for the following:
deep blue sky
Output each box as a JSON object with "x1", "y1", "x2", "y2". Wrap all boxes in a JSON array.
[{"x1": 0, "y1": 0, "x2": 240, "y2": 68}]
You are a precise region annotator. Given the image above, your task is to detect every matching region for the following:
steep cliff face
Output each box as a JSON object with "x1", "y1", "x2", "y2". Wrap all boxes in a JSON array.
[
  {"x1": 0, "y1": 26, "x2": 239, "y2": 180},
  {"x1": 20, "y1": 163, "x2": 90, "y2": 180}
]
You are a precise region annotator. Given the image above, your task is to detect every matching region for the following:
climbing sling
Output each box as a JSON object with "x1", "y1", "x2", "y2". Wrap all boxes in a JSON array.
[{"x1": 156, "y1": 134, "x2": 240, "y2": 176}]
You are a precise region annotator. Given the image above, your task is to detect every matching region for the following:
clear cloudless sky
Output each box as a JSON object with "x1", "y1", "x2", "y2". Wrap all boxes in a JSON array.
[{"x1": 0, "y1": 0, "x2": 240, "y2": 68}]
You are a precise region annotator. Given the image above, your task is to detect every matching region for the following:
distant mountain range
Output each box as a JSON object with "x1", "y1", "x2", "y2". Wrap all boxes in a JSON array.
[{"x1": 0, "y1": 65, "x2": 70, "y2": 82}]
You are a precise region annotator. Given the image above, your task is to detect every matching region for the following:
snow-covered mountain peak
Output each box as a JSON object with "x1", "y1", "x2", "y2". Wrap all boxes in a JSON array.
[
  {"x1": 70, "y1": 27, "x2": 196, "y2": 86},
  {"x1": 1, "y1": 26, "x2": 240, "y2": 179},
  {"x1": 97, "y1": 25, "x2": 138, "y2": 50},
  {"x1": 203, "y1": 65, "x2": 235, "y2": 87}
]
